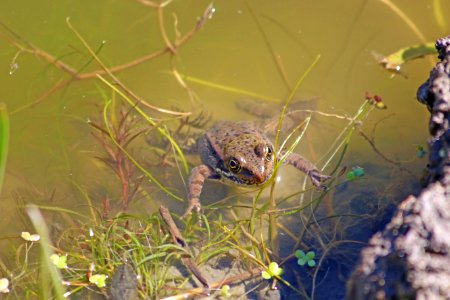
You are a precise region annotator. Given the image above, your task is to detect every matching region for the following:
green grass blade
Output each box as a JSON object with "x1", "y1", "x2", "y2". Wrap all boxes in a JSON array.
[
  {"x1": 433, "y1": 0, "x2": 447, "y2": 29},
  {"x1": 26, "y1": 205, "x2": 66, "y2": 300},
  {"x1": 0, "y1": 103, "x2": 9, "y2": 195},
  {"x1": 181, "y1": 74, "x2": 279, "y2": 102},
  {"x1": 274, "y1": 54, "x2": 321, "y2": 149}
]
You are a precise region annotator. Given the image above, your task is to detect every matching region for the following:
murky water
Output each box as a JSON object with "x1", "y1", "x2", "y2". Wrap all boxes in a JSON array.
[{"x1": 0, "y1": 0, "x2": 448, "y2": 298}]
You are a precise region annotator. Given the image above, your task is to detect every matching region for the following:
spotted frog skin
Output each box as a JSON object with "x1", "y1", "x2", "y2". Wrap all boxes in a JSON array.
[{"x1": 184, "y1": 120, "x2": 330, "y2": 216}]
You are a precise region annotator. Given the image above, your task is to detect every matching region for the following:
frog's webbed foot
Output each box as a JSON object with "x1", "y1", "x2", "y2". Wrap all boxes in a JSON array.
[
  {"x1": 307, "y1": 169, "x2": 331, "y2": 190},
  {"x1": 179, "y1": 110, "x2": 213, "y2": 130},
  {"x1": 182, "y1": 164, "x2": 214, "y2": 219}
]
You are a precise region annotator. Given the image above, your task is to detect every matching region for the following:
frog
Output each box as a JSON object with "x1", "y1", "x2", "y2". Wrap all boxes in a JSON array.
[{"x1": 183, "y1": 99, "x2": 330, "y2": 217}]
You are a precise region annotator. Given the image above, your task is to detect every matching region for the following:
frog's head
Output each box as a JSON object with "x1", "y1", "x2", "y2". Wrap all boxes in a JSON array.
[{"x1": 220, "y1": 134, "x2": 275, "y2": 185}]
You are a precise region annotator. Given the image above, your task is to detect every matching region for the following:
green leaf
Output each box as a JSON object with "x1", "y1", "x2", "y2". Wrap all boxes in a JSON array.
[
  {"x1": 416, "y1": 145, "x2": 427, "y2": 158},
  {"x1": 347, "y1": 166, "x2": 365, "y2": 180},
  {"x1": 374, "y1": 42, "x2": 436, "y2": 71},
  {"x1": 261, "y1": 270, "x2": 272, "y2": 280},
  {"x1": 297, "y1": 258, "x2": 306, "y2": 266},
  {"x1": 221, "y1": 285, "x2": 231, "y2": 297},
  {"x1": 262, "y1": 262, "x2": 283, "y2": 279},
  {"x1": 346, "y1": 171, "x2": 355, "y2": 180},
  {"x1": 305, "y1": 251, "x2": 315, "y2": 260},
  {"x1": 50, "y1": 254, "x2": 67, "y2": 269},
  {"x1": 89, "y1": 274, "x2": 107, "y2": 288},
  {"x1": 268, "y1": 262, "x2": 283, "y2": 276},
  {"x1": 352, "y1": 167, "x2": 365, "y2": 177},
  {"x1": 307, "y1": 260, "x2": 316, "y2": 267},
  {"x1": 295, "y1": 250, "x2": 305, "y2": 259}
]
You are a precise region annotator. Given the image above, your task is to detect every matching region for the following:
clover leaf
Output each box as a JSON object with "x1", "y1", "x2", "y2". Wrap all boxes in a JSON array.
[
  {"x1": 261, "y1": 262, "x2": 284, "y2": 280},
  {"x1": 221, "y1": 284, "x2": 231, "y2": 297},
  {"x1": 346, "y1": 166, "x2": 365, "y2": 180},
  {"x1": 21, "y1": 231, "x2": 40, "y2": 242},
  {"x1": 416, "y1": 145, "x2": 427, "y2": 158},
  {"x1": 295, "y1": 250, "x2": 316, "y2": 267},
  {"x1": 89, "y1": 274, "x2": 107, "y2": 288},
  {"x1": 50, "y1": 254, "x2": 68, "y2": 269}
]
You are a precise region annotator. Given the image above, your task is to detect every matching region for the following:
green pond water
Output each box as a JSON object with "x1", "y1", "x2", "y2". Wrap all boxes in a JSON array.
[{"x1": 0, "y1": 0, "x2": 449, "y2": 298}]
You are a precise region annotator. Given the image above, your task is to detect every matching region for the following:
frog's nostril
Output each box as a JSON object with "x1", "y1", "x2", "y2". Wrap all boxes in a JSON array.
[{"x1": 254, "y1": 144, "x2": 265, "y2": 157}]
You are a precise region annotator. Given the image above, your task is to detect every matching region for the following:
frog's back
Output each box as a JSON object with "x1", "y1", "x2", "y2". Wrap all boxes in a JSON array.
[{"x1": 206, "y1": 121, "x2": 262, "y2": 148}]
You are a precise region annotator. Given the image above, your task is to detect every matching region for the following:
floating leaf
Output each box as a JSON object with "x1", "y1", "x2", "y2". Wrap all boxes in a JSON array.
[
  {"x1": 0, "y1": 278, "x2": 9, "y2": 293},
  {"x1": 50, "y1": 254, "x2": 68, "y2": 269},
  {"x1": 21, "y1": 231, "x2": 40, "y2": 242},
  {"x1": 373, "y1": 42, "x2": 436, "y2": 73},
  {"x1": 89, "y1": 274, "x2": 107, "y2": 288}
]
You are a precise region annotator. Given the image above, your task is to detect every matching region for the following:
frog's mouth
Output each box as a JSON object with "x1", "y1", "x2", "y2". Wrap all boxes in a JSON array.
[{"x1": 216, "y1": 167, "x2": 272, "y2": 186}]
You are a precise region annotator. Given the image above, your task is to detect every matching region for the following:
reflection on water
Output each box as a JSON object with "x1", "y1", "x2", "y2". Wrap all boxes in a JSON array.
[{"x1": 0, "y1": 0, "x2": 448, "y2": 298}]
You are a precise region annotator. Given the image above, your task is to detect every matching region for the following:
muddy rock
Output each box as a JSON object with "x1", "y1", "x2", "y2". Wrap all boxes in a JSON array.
[{"x1": 347, "y1": 35, "x2": 450, "y2": 300}]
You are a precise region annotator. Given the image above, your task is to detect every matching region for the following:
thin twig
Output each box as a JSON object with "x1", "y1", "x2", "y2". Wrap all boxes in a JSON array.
[
  {"x1": 1, "y1": 3, "x2": 213, "y2": 113},
  {"x1": 159, "y1": 205, "x2": 210, "y2": 288},
  {"x1": 157, "y1": 5, "x2": 176, "y2": 53},
  {"x1": 245, "y1": 1, "x2": 292, "y2": 91},
  {"x1": 358, "y1": 130, "x2": 415, "y2": 177}
]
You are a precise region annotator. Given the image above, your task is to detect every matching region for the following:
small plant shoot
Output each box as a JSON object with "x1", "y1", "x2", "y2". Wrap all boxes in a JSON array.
[
  {"x1": 221, "y1": 285, "x2": 231, "y2": 297},
  {"x1": 262, "y1": 262, "x2": 284, "y2": 280},
  {"x1": 416, "y1": 145, "x2": 427, "y2": 158},
  {"x1": 346, "y1": 166, "x2": 365, "y2": 181},
  {"x1": 0, "y1": 278, "x2": 9, "y2": 294},
  {"x1": 89, "y1": 274, "x2": 108, "y2": 288},
  {"x1": 295, "y1": 250, "x2": 316, "y2": 267},
  {"x1": 21, "y1": 231, "x2": 40, "y2": 242},
  {"x1": 50, "y1": 254, "x2": 68, "y2": 269}
]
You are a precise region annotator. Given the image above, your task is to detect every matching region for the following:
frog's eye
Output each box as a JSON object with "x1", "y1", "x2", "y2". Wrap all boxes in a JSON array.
[
  {"x1": 228, "y1": 158, "x2": 242, "y2": 173},
  {"x1": 265, "y1": 146, "x2": 273, "y2": 161}
]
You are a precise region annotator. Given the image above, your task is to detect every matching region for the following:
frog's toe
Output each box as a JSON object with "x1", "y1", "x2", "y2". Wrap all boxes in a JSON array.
[
  {"x1": 182, "y1": 199, "x2": 202, "y2": 219},
  {"x1": 308, "y1": 170, "x2": 331, "y2": 188}
]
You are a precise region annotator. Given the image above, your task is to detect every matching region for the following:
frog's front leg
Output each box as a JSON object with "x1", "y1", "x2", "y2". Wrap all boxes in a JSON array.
[
  {"x1": 183, "y1": 164, "x2": 215, "y2": 217},
  {"x1": 283, "y1": 152, "x2": 330, "y2": 189}
]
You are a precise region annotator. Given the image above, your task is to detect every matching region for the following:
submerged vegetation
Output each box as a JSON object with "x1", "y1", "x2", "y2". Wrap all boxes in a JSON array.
[
  {"x1": 0, "y1": 0, "x2": 440, "y2": 299},
  {"x1": 0, "y1": 88, "x2": 380, "y2": 299}
]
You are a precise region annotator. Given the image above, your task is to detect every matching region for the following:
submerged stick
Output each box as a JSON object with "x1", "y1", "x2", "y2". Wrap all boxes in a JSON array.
[{"x1": 159, "y1": 205, "x2": 210, "y2": 289}]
